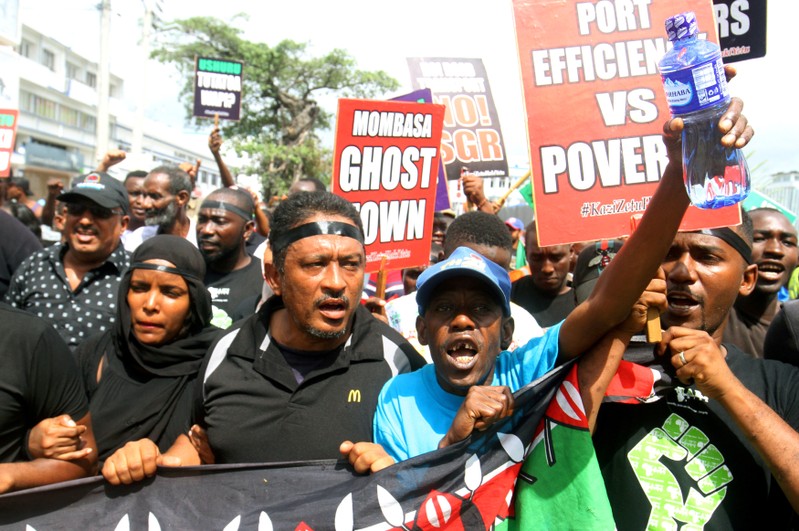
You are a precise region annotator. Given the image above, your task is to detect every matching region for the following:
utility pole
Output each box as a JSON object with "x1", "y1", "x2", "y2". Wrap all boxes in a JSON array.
[
  {"x1": 131, "y1": 1, "x2": 153, "y2": 157},
  {"x1": 95, "y1": 0, "x2": 112, "y2": 164}
]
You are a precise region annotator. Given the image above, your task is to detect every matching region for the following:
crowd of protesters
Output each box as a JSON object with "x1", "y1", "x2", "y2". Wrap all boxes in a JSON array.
[{"x1": 2, "y1": 89, "x2": 799, "y2": 529}]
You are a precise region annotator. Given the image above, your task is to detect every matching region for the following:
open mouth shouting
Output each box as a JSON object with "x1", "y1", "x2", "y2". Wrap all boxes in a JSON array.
[
  {"x1": 756, "y1": 259, "x2": 786, "y2": 283},
  {"x1": 444, "y1": 336, "x2": 481, "y2": 370},
  {"x1": 316, "y1": 295, "x2": 349, "y2": 322},
  {"x1": 666, "y1": 290, "x2": 700, "y2": 317}
]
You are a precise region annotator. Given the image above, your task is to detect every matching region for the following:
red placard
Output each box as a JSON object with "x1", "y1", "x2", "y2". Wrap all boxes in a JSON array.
[
  {"x1": 0, "y1": 109, "x2": 18, "y2": 177},
  {"x1": 513, "y1": 0, "x2": 741, "y2": 246},
  {"x1": 332, "y1": 98, "x2": 446, "y2": 273}
]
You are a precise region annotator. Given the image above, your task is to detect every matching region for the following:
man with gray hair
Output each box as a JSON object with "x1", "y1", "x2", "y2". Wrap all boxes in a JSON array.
[{"x1": 123, "y1": 165, "x2": 195, "y2": 252}]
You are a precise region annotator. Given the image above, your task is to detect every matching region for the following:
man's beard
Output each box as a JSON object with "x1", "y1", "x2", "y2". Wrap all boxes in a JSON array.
[
  {"x1": 301, "y1": 293, "x2": 351, "y2": 340},
  {"x1": 145, "y1": 201, "x2": 178, "y2": 231}
]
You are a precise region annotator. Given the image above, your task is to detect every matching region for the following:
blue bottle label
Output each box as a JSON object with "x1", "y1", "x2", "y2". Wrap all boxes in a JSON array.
[{"x1": 661, "y1": 57, "x2": 729, "y2": 115}]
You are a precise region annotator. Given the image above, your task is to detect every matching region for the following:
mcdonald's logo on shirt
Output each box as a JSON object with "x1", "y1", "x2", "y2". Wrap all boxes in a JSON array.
[{"x1": 347, "y1": 389, "x2": 361, "y2": 403}]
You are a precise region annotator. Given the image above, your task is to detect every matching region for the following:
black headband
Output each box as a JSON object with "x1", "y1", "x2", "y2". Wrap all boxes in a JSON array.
[
  {"x1": 131, "y1": 262, "x2": 203, "y2": 282},
  {"x1": 270, "y1": 221, "x2": 364, "y2": 254},
  {"x1": 698, "y1": 227, "x2": 753, "y2": 265},
  {"x1": 199, "y1": 200, "x2": 254, "y2": 221}
]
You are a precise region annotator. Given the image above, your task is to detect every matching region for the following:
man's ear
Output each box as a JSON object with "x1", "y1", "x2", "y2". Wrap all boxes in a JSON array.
[
  {"x1": 739, "y1": 263, "x2": 757, "y2": 297},
  {"x1": 416, "y1": 315, "x2": 429, "y2": 346},
  {"x1": 175, "y1": 189, "x2": 191, "y2": 208},
  {"x1": 243, "y1": 219, "x2": 255, "y2": 241},
  {"x1": 264, "y1": 260, "x2": 282, "y2": 296},
  {"x1": 119, "y1": 215, "x2": 129, "y2": 232},
  {"x1": 500, "y1": 316, "x2": 515, "y2": 351}
]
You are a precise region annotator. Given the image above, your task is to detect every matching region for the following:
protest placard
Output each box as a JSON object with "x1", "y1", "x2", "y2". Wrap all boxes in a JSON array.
[
  {"x1": 193, "y1": 57, "x2": 243, "y2": 121},
  {"x1": 715, "y1": 0, "x2": 767, "y2": 63},
  {"x1": 512, "y1": 0, "x2": 741, "y2": 246},
  {"x1": 407, "y1": 58, "x2": 509, "y2": 182},
  {"x1": 331, "y1": 98, "x2": 445, "y2": 273},
  {"x1": 0, "y1": 109, "x2": 18, "y2": 177},
  {"x1": 391, "y1": 88, "x2": 451, "y2": 212}
]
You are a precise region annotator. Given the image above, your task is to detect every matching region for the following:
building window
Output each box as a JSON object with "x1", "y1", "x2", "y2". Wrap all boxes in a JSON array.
[
  {"x1": 66, "y1": 62, "x2": 79, "y2": 80},
  {"x1": 60, "y1": 107, "x2": 79, "y2": 128},
  {"x1": 41, "y1": 49, "x2": 55, "y2": 71},
  {"x1": 18, "y1": 39, "x2": 33, "y2": 59},
  {"x1": 80, "y1": 113, "x2": 96, "y2": 133},
  {"x1": 33, "y1": 95, "x2": 57, "y2": 120},
  {"x1": 85, "y1": 72, "x2": 97, "y2": 88}
]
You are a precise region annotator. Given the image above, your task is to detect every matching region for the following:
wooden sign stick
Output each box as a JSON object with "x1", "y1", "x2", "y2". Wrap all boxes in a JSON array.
[{"x1": 630, "y1": 214, "x2": 662, "y2": 343}]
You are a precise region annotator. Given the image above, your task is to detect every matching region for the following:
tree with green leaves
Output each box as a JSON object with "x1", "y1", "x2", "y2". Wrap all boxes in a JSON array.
[{"x1": 151, "y1": 15, "x2": 399, "y2": 197}]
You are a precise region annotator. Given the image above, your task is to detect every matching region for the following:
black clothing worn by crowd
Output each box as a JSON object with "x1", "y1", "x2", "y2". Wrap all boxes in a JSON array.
[
  {"x1": 78, "y1": 236, "x2": 219, "y2": 461},
  {"x1": 4, "y1": 242, "x2": 130, "y2": 349},
  {"x1": 764, "y1": 299, "x2": 799, "y2": 367},
  {"x1": 0, "y1": 303, "x2": 88, "y2": 463},
  {"x1": 205, "y1": 258, "x2": 264, "y2": 329},
  {"x1": 0, "y1": 209, "x2": 42, "y2": 300},
  {"x1": 196, "y1": 297, "x2": 425, "y2": 463},
  {"x1": 510, "y1": 276, "x2": 576, "y2": 328},
  {"x1": 722, "y1": 298, "x2": 781, "y2": 359},
  {"x1": 595, "y1": 343, "x2": 799, "y2": 530}
]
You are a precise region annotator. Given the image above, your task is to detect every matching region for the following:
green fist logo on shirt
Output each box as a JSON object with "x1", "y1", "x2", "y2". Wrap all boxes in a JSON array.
[{"x1": 627, "y1": 413, "x2": 733, "y2": 530}]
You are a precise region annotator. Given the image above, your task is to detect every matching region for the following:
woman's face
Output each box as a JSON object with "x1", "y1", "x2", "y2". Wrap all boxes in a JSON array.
[{"x1": 127, "y1": 259, "x2": 191, "y2": 346}]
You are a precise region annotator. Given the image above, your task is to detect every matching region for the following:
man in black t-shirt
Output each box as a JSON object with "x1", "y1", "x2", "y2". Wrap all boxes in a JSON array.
[
  {"x1": 0, "y1": 303, "x2": 97, "y2": 493},
  {"x1": 511, "y1": 220, "x2": 576, "y2": 328},
  {"x1": 196, "y1": 187, "x2": 264, "y2": 328},
  {"x1": 101, "y1": 191, "x2": 424, "y2": 485},
  {"x1": 594, "y1": 217, "x2": 799, "y2": 529}
]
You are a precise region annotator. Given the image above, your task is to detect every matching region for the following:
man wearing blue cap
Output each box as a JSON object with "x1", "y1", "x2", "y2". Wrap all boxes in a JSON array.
[{"x1": 366, "y1": 102, "x2": 754, "y2": 464}]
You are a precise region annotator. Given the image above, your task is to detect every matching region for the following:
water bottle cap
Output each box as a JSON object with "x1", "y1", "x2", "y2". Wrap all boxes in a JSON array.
[{"x1": 665, "y1": 11, "x2": 698, "y2": 41}]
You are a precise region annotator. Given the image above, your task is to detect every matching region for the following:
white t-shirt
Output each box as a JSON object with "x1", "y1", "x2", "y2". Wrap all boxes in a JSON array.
[{"x1": 122, "y1": 218, "x2": 197, "y2": 253}]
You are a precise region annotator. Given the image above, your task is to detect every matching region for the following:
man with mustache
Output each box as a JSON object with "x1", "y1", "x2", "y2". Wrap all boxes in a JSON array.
[
  {"x1": 593, "y1": 214, "x2": 799, "y2": 528},
  {"x1": 101, "y1": 191, "x2": 424, "y2": 483},
  {"x1": 196, "y1": 187, "x2": 264, "y2": 329},
  {"x1": 4, "y1": 172, "x2": 130, "y2": 349},
  {"x1": 124, "y1": 165, "x2": 194, "y2": 252},
  {"x1": 722, "y1": 207, "x2": 798, "y2": 358}
]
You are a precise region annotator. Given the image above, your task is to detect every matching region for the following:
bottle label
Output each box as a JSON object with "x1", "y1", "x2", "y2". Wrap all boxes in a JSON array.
[{"x1": 661, "y1": 57, "x2": 729, "y2": 115}]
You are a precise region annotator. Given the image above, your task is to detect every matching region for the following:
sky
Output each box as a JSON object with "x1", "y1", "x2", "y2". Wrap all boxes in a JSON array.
[{"x1": 20, "y1": 0, "x2": 799, "y2": 181}]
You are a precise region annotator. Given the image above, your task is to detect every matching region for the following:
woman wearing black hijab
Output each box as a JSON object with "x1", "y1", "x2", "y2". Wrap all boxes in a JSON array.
[{"x1": 75, "y1": 235, "x2": 219, "y2": 462}]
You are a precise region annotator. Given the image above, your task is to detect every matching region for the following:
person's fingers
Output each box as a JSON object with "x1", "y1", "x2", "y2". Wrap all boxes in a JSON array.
[
  {"x1": 54, "y1": 447, "x2": 93, "y2": 462},
  {"x1": 102, "y1": 459, "x2": 121, "y2": 485},
  {"x1": 114, "y1": 452, "x2": 134, "y2": 485},
  {"x1": 369, "y1": 455, "x2": 394, "y2": 473},
  {"x1": 339, "y1": 440, "x2": 354, "y2": 456},
  {"x1": 157, "y1": 455, "x2": 182, "y2": 467}
]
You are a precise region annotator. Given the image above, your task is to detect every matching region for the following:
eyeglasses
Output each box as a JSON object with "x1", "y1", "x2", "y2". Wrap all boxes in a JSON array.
[{"x1": 66, "y1": 203, "x2": 123, "y2": 219}]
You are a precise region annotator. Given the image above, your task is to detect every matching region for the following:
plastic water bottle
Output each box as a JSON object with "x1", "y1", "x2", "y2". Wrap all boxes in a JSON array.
[{"x1": 658, "y1": 11, "x2": 750, "y2": 209}]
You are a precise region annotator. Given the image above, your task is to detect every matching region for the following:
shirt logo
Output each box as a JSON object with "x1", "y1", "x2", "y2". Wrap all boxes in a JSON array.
[{"x1": 347, "y1": 389, "x2": 361, "y2": 403}]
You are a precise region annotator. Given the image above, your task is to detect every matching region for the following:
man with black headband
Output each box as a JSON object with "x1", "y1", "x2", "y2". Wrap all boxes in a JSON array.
[
  {"x1": 197, "y1": 187, "x2": 264, "y2": 329},
  {"x1": 101, "y1": 191, "x2": 424, "y2": 482},
  {"x1": 593, "y1": 216, "x2": 799, "y2": 528}
]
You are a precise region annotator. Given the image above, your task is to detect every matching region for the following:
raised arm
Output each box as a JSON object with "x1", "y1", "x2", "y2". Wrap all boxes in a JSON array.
[
  {"x1": 209, "y1": 127, "x2": 236, "y2": 188},
  {"x1": 560, "y1": 98, "x2": 752, "y2": 359},
  {"x1": 578, "y1": 273, "x2": 667, "y2": 433}
]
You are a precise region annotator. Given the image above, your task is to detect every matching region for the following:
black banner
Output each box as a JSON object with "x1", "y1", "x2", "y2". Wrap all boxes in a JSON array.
[{"x1": 0, "y1": 365, "x2": 572, "y2": 530}]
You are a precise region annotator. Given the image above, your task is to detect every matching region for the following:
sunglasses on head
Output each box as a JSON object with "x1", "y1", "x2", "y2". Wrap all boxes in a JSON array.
[{"x1": 66, "y1": 203, "x2": 123, "y2": 219}]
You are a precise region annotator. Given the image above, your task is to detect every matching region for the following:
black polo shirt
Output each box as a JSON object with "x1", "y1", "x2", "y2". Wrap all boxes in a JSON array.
[
  {"x1": 0, "y1": 303, "x2": 88, "y2": 462},
  {"x1": 196, "y1": 297, "x2": 425, "y2": 463},
  {"x1": 4, "y1": 241, "x2": 130, "y2": 350}
]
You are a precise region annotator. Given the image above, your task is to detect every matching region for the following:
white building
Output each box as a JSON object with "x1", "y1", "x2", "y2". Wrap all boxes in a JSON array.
[{"x1": 3, "y1": 21, "x2": 230, "y2": 200}]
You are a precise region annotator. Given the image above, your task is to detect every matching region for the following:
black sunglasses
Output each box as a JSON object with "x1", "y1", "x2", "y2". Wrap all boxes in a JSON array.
[{"x1": 66, "y1": 203, "x2": 123, "y2": 219}]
